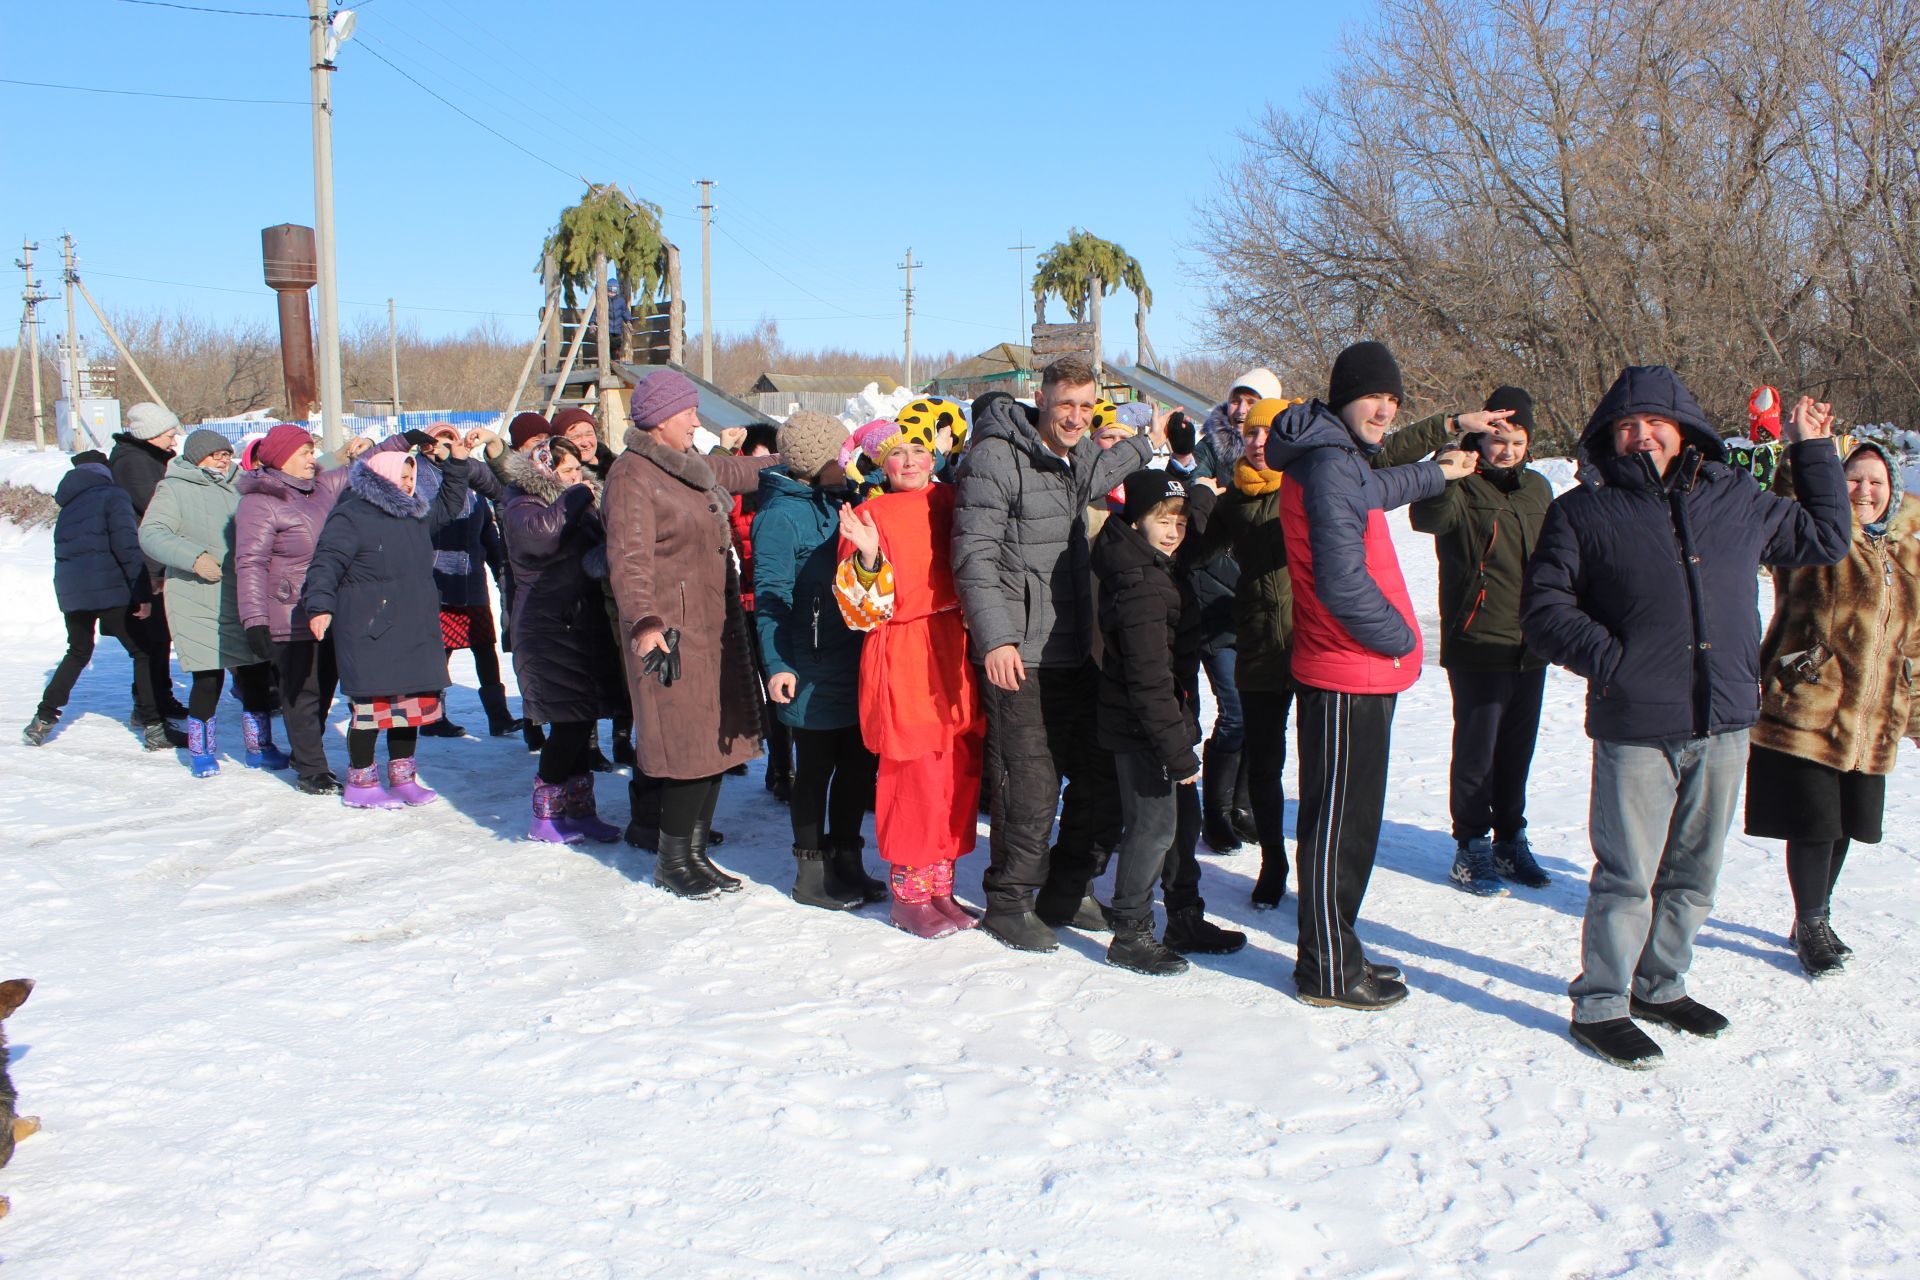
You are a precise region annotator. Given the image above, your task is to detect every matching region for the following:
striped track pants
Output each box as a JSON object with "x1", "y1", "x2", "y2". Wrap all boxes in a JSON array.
[{"x1": 1293, "y1": 687, "x2": 1397, "y2": 997}]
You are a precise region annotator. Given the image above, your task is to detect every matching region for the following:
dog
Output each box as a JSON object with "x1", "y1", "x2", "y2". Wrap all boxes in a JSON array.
[{"x1": 0, "y1": 978, "x2": 38, "y2": 1218}]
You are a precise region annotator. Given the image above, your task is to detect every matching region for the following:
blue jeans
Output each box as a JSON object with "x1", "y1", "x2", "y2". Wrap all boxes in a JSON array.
[
  {"x1": 1570, "y1": 731, "x2": 1748, "y2": 1023},
  {"x1": 1199, "y1": 646, "x2": 1244, "y2": 752}
]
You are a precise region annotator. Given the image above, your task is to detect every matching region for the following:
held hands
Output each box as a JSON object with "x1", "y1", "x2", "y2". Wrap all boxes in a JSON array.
[
  {"x1": 718, "y1": 426, "x2": 748, "y2": 452},
  {"x1": 191, "y1": 552, "x2": 223, "y2": 582},
  {"x1": 1786, "y1": 396, "x2": 1835, "y2": 442},
  {"x1": 344, "y1": 435, "x2": 375, "y2": 459},
  {"x1": 767, "y1": 672, "x2": 797, "y2": 704},
  {"x1": 983, "y1": 644, "x2": 1026, "y2": 691},
  {"x1": 309, "y1": 612, "x2": 332, "y2": 641},
  {"x1": 464, "y1": 427, "x2": 500, "y2": 457},
  {"x1": 838, "y1": 504, "x2": 882, "y2": 565}
]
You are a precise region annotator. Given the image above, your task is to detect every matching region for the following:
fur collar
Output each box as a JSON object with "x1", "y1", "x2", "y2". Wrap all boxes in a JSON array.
[
  {"x1": 503, "y1": 447, "x2": 601, "y2": 508},
  {"x1": 622, "y1": 427, "x2": 718, "y2": 491},
  {"x1": 348, "y1": 453, "x2": 440, "y2": 517}
]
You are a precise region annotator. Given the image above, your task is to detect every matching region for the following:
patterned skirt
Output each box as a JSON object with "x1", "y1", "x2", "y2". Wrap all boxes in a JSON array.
[
  {"x1": 439, "y1": 599, "x2": 496, "y2": 651},
  {"x1": 349, "y1": 691, "x2": 444, "y2": 731}
]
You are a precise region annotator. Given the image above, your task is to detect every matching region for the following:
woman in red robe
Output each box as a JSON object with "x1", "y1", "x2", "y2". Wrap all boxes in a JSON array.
[{"x1": 834, "y1": 414, "x2": 984, "y2": 938}]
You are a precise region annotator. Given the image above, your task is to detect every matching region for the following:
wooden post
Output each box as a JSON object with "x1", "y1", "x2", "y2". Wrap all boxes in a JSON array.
[
  {"x1": 1, "y1": 316, "x2": 23, "y2": 444},
  {"x1": 501, "y1": 289, "x2": 559, "y2": 426},
  {"x1": 72, "y1": 276, "x2": 168, "y2": 410},
  {"x1": 1086, "y1": 269, "x2": 1103, "y2": 377},
  {"x1": 1136, "y1": 303, "x2": 1153, "y2": 369},
  {"x1": 594, "y1": 250, "x2": 612, "y2": 390},
  {"x1": 542, "y1": 250, "x2": 560, "y2": 374},
  {"x1": 544, "y1": 290, "x2": 600, "y2": 415},
  {"x1": 667, "y1": 242, "x2": 685, "y2": 366}
]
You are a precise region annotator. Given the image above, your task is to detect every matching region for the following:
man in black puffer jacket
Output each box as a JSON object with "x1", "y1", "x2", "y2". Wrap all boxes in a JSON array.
[
  {"x1": 1522, "y1": 365, "x2": 1849, "y2": 1069},
  {"x1": 110, "y1": 402, "x2": 188, "y2": 720}
]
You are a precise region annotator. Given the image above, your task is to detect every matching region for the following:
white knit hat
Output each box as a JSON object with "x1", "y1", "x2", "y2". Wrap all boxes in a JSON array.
[
  {"x1": 1229, "y1": 368, "x2": 1284, "y2": 402},
  {"x1": 125, "y1": 402, "x2": 182, "y2": 442}
]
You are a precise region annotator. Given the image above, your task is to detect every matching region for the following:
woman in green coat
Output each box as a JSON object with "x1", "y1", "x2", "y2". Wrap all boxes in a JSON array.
[{"x1": 139, "y1": 429, "x2": 287, "y2": 778}]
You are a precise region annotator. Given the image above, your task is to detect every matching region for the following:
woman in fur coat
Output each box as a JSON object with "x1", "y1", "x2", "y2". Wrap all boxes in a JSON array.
[
  {"x1": 300, "y1": 443, "x2": 470, "y2": 809},
  {"x1": 500, "y1": 436, "x2": 627, "y2": 843},
  {"x1": 1747, "y1": 416, "x2": 1920, "y2": 977}
]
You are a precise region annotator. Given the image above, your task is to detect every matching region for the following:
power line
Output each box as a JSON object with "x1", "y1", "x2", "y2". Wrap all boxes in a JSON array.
[
  {"x1": 112, "y1": 0, "x2": 303, "y2": 16},
  {"x1": 354, "y1": 37, "x2": 581, "y2": 184},
  {"x1": 715, "y1": 223, "x2": 865, "y2": 319},
  {"x1": 0, "y1": 76, "x2": 304, "y2": 105}
]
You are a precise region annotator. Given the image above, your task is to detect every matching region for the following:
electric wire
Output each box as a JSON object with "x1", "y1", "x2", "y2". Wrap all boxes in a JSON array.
[
  {"x1": 111, "y1": 0, "x2": 303, "y2": 17},
  {"x1": 0, "y1": 77, "x2": 304, "y2": 105}
]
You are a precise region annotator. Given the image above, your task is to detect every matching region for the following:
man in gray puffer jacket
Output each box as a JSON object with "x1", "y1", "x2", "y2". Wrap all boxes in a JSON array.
[{"x1": 953, "y1": 356, "x2": 1155, "y2": 951}]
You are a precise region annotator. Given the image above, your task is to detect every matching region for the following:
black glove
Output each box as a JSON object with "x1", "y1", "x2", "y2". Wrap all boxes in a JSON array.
[
  {"x1": 246, "y1": 625, "x2": 273, "y2": 661},
  {"x1": 640, "y1": 628, "x2": 681, "y2": 687},
  {"x1": 402, "y1": 429, "x2": 438, "y2": 451},
  {"x1": 1166, "y1": 412, "x2": 1195, "y2": 456},
  {"x1": 560, "y1": 484, "x2": 594, "y2": 521}
]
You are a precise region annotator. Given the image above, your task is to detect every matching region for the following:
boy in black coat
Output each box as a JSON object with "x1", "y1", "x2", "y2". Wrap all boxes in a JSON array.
[{"x1": 1093, "y1": 469, "x2": 1247, "y2": 974}]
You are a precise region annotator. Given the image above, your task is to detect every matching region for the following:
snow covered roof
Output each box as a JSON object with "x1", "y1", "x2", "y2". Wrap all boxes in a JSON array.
[
  {"x1": 749, "y1": 372, "x2": 900, "y2": 394},
  {"x1": 927, "y1": 343, "x2": 1033, "y2": 385}
]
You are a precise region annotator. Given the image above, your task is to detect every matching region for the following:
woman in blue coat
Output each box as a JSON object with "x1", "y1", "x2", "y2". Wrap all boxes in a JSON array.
[
  {"x1": 301, "y1": 444, "x2": 469, "y2": 809},
  {"x1": 751, "y1": 411, "x2": 880, "y2": 910}
]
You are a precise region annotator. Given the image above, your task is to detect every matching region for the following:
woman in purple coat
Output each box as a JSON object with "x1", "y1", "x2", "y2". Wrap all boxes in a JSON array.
[{"x1": 235, "y1": 424, "x2": 376, "y2": 794}]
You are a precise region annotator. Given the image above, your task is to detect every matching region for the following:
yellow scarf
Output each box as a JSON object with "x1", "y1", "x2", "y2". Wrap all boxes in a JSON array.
[{"x1": 1234, "y1": 459, "x2": 1284, "y2": 496}]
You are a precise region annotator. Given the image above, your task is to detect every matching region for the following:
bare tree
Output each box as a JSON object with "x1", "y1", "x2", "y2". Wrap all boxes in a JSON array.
[{"x1": 1199, "y1": 0, "x2": 1920, "y2": 454}]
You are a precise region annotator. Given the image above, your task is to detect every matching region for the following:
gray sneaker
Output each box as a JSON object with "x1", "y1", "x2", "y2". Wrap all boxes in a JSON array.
[
  {"x1": 1449, "y1": 836, "x2": 1508, "y2": 897},
  {"x1": 1493, "y1": 834, "x2": 1551, "y2": 888}
]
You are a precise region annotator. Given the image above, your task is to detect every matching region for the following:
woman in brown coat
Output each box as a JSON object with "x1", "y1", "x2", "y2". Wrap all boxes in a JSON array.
[
  {"x1": 606, "y1": 370, "x2": 778, "y2": 899},
  {"x1": 1748, "y1": 424, "x2": 1920, "y2": 977}
]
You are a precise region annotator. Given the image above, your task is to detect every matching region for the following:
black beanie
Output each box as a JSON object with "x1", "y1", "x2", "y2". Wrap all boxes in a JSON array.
[
  {"x1": 1121, "y1": 468, "x2": 1189, "y2": 525},
  {"x1": 1328, "y1": 341, "x2": 1404, "y2": 411},
  {"x1": 1483, "y1": 385, "x2": 1536, "y2": 435},
  {"x1": 71, "y1": 449, "x2": 108, "y2": 468}
]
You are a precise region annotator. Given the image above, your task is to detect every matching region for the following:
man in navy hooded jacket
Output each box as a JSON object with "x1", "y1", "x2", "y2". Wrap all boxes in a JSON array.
[{"x1": 1523, "y1": 366, "x2": 1849, "y2": 1069}]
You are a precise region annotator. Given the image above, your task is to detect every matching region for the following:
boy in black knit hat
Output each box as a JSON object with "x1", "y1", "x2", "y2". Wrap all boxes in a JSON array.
[{"x1": 1092, "y1": 468, "x2": 1248, "y2": 973}]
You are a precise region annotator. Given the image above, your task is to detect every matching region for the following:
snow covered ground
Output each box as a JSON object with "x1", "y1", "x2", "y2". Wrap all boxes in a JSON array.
[{"x1": 2, "y1": 469, "x2": 1917, "y2": 1278}]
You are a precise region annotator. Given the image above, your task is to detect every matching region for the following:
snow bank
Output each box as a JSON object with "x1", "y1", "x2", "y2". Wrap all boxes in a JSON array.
[
  {"x1": 839, "y1": 382, "x2": 918, "y2": 428},
  {"x1": 0, "y1": 445, "x2": 80, "y2": 496},
  {"x1": 1, "y1": 478, "x2": 1916, "y2": 1276}
]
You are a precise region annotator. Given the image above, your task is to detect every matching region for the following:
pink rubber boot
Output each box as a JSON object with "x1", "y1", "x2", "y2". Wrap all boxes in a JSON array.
[
  {"x1": 929, "y1": 859, "x2": 979, "y2": 930},
  {"x1": 342, "y1": 764, "x2": 402, "y2": 809},
  {"x1": 890, "y1": 865, "x2": 958, "y2": 940},
  {"x1": 529, "y1": 777, "x2": 583, "y2": 843},
  {"x1": 561, "y1": 773, "x2": 622, "y2": 843},
  {"x1": 384, "y1": 757, "x2": 439, "y2": 806}
]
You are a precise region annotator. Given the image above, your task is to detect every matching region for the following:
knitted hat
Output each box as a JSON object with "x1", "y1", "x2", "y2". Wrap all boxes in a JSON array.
[
  {"x1": 1245, "y1": 398, "x2": 1291, "y2": 433},
  {"x1": 239, "y1": 438, "x2": 262, "y2": 471},
  {"x1": 256, "y1": 423, "x2": 314, "y2": 472},
  {"x1": 1121, "y1": 468, "x2": 1189, "y2": 525},
  {"x1": 551, "y1": 406, "x2": 598, "y2": 436},
  {"x1": 365, "y1": 450, "x2": 414, "y2": 488},
  {"x1": 125, "y1": 402, "x2": 181, "y2": 442},
  {"x1": 425, "y1": 422, "x2": 461, "y2": 443},
  {"x1": 1328, "y1": 341, "x2": 1404, "y2": 411},
  {"x1": 1229, "y1": 368, "x2": 1285, "y2": 401},
  {"x1": 629, "y1": 369, "x2": 700, "y2": 428},
  {"x1": 508, "y1": 411, "x2": 552, "y2": 451},
  {"x1": 777, "y1": 410, "x2": 846, "y2": 481},
  {"x1": 71, "y1": 449, "x2": 107, "y2": 468},
  {"x1": 1483, "y1": 386, "x2": 1536, "y2": 435},
  {"x1": 182, "y1": 429, "x2": 234, "y2": 465}
]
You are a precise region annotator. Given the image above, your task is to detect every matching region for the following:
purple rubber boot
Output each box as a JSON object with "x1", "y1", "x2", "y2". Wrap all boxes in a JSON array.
[
  {"x1": 562, "y1": 773, "x2": 622, "y2": 843},
  {"x1": 889, "y1": 865, "x2": 959, "y2": 940},
  {"x1": 529, "y1": 777, "x2": 583, "y2": 844},
  {"x1": 384, "y1": 757, "x2": 438, "y2": 806},
  {"x1": 342, "y1": 764, "x2": 401, "y2": 809}
]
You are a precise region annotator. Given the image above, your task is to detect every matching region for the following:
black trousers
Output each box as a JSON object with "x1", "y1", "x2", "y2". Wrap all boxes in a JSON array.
[
  {"x1": 980, "y1": 660, "x2": 1120, "y2": 916},
  {"x1": 188, "y1": 664, "x2": 272, "y2": 719},
  {"x1": 659, "y1": 773, "x2": 723, "y2": 840},
  {"x1": 1445, "y1": 667, "x2": 1546, "y2": 843},
  {"x1": 127, "y1": 584, "x2": 178, "y2": 711},
  {"x1": 1293, "y1": 687, "x2": 1396, "y2": 998},
  {"x1": 1112, "y1": 750, "x2": 1201, "y2": 922},
  {"x1": 1241, "y1": 686, "x2": 1294, "y2": 851},
  {"x1": 539, "y1": 719, "x2": 594, "y2": 782},
  {"x1": 1160, "y1": 776, "x2": 1205, "y2": 913},
  {"x1": 789, "y1": 724, "x2": 876, "y2": 851},
  {"x1": 271, "y1": 636, "x2": 338, "y2": 779},
  {"x1": 39, "y1": 607, "x2": 156, "y2": 725}
]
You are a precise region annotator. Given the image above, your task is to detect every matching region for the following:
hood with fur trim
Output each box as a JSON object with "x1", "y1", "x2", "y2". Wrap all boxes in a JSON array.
[
  {"x1": 347, "y1": 451, "x2": 441, "y2": 518},
  {"x1": 502, "y1": 445, "x2": 602, "y2": 508}
]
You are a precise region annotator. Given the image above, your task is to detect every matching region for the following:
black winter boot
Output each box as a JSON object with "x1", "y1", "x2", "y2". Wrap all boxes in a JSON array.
[
  {"x1": 624, "y1": 773, "x2": 661, "y2": 851},
  {"x1": 688, "y1": 820, "x2": 742, "y2": 893},
  {"x1": 1230, "y1": 752, "x2": 1259, "y2": 844},
  {"x1": 982, "y1": 909, "x2": 1060, "y2": 953},
  {"x1": 1106, "y1": 916, "x2": 1190, "y2": 976},
  {"x1": 824, "y1": 840, "x2": 888, "y2": 904},
  {"x1": 654, "y1": 832, "x2": 720, "y2": 900},
  {"x1": 1163, "y1": 905, "x2": 1247, "y2": 955},
  {"x1": 421, "y1": 714, "x2": 467, "y2": 738},
  {"x1": 1570, "y1": 1018, "x2": 1664, "y2": 1069},
  {"x1": 1201, "y1": 743, "x2": 1242, "y2": 853},
  {"x1": 522, "y1": 720, "x2": 546, "y2": 753},
  {"x1": 1629, "y1": 995, "x2": 1729, "y2": 1038},
  {"x1": 1298, "y1": 972, "x2": 1408, "y2": 1011},
  {"x1": 611, "y1": 716, "x2": 635, "y2": 767},
  {"x1": 1793, "y1": 915, "x2": 1845, "y2": 977},
  {"x1": 1251, "y1": 846, "x2": 1289, "y2": 909},
  {"x1": 142, "y1": 720, "x2": 187, "y2": 750},
  {"x1": 478, "y1": 683, "x2": 526, "y2": 737},
  {"x1": 22, "y1": 715, "x2": 54, "y2": 747},
  {"x1": 792, "y1": 849, "x2": 862, "y2": 911}
]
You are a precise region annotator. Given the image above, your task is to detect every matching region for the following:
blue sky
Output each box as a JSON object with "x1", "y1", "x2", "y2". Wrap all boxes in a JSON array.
[{"x1": 2, "y1": 0, "x2": 1360, "y2": 366}]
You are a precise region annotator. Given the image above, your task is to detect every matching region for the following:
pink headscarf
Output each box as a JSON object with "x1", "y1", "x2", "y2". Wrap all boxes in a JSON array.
[{"x1": 365, "y1": 450, "x2": 414, "y2": 489}]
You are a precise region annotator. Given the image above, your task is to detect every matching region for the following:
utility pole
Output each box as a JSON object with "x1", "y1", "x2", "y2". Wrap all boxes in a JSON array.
[
  {"x1": 61, "y1": 234, "x2": 85, "y2": 450},
  {"x1": 14, "y1": 242, "x2": 48, "y2": 449},
  {"x1": 310, "y1": 0, "x2": 346, "y2": 450},
  {"x1": 386, "y1": 298, "x2": 401, "y2": 420},
  {"x1": 695, "y1": 179, "x2": 714, "y2": 382},
  {"x1": 897, "y1": 247, "x2": 922, "y2": 390},
  {"x1": 1007, "y1": 234, "x2": 1033, "y2": 348}
]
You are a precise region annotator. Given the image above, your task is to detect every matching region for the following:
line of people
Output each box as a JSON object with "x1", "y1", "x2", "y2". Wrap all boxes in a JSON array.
[{"x1": 22, "y1": 352, "x2": 1917, "y2": 1069}]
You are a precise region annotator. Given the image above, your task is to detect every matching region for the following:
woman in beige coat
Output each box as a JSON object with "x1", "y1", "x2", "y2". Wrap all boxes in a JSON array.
[
  {"x1": 1748, "y1": 423, "x2": 1920, "y2": 977},
  {"x1": 605, "y1": 371, "x2": 778, "y2": 899}
]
